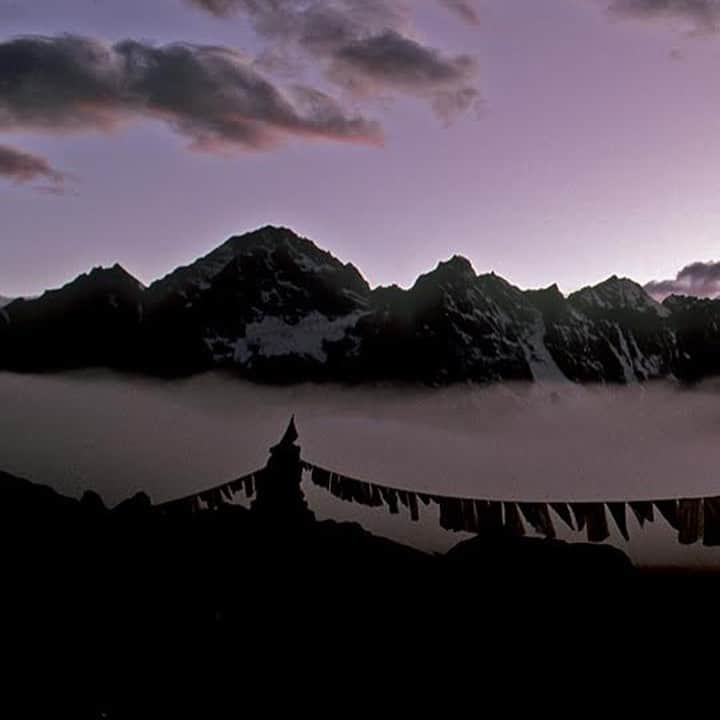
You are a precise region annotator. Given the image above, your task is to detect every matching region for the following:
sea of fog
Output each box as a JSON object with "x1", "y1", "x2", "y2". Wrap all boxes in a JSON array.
[{"x1": 1, "y1": 370, "x2": 720, "y2": 569}]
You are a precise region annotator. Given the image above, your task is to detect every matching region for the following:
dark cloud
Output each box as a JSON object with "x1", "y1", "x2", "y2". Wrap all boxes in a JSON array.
[
  {"x1": 0, "y1": 144, "x2": 64, "y2": 189},
  {"x1": 645, "y1": 260, "x2": 720, "y2": 300},
  {"x1": 437, "y1": 0, "x2": 481, "y2": 25},
  {"x1": 186, "y1": 0, "x2": 242, "y2": 16},
  {"x1": 187, "y1": 0, "x2": 405, "y2": 31},
  {"x1": 329, "y1": 31, "x2": 479, "y2": 120},
  {"x1": 186, "y1": 0, "x2": 482, "y2": 119},
  {"x1": 607, "y1": 0, "x2": 720, "y2": 33},
  {"x1": 0, "y1": 35, "x2": 382, "y2": 152}
]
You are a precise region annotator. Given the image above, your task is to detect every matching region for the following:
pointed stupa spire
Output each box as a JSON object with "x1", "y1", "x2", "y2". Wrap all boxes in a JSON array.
[{"x1": 278, "y1": 415, "x2": 299, "y2": 447}]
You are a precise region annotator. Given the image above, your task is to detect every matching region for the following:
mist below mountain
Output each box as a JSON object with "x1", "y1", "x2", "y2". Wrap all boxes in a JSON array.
[{"x1": 1, "y1": 370, "x2": 719, "y2": 569}]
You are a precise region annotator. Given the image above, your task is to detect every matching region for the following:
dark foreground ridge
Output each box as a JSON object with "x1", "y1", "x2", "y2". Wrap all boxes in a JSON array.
[
  {"x1": 5, "y1": 421, "x2": 719, "y2": 716},
  {"x1": 4, "y1": 225, "x2": 720, "y2": 384}
]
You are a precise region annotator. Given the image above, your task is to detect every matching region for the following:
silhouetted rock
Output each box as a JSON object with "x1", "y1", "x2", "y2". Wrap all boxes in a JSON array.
[
  {"x1": 112, "y1": 491, "x2": 153, "y2": 516},
  {"x1": 445, "y1": 529, "x2": 635, "y2": 580},
  {"x1": 80, "y1": 489, "x2": 107, "y2": 514},
  {"x1": 0, "y1": 468, "x2": 79, "y2": 518}
]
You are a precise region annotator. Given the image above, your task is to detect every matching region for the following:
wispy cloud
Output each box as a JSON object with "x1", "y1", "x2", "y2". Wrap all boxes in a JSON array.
[
  {"x1": 437, "y1": 0, "x2": 481, "y2": 25},
  {"x1": 186, "y1": 0, "x2": 482, "y2": 120},
  {"x1": 0, "y1": 144, "x2": 65, "y2": 191},
  {"x1": 606, "y1": 0, "x2": 720, "y2": 33},
  {"x1": 328, "y1": 30, "x2": 479, "y2": 120}
]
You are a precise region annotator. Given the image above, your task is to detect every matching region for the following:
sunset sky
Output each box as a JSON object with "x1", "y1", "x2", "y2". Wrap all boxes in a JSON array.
[{"x1": 3, "y1": 0, "x2": 720, "y2": 298}]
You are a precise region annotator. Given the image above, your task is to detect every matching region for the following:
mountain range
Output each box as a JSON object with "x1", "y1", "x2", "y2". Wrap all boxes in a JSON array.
[{"x1": 2, "y1": 225, "x2": 719, "y2": 384}]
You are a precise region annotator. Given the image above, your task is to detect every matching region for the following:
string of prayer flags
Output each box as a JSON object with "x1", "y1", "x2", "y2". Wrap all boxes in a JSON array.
[
  {"x1": 678, "y1": 498, "x2": 703, "y2": 546},
  {"x1": 607, "y1": 502, "x2": 630, "y2": 542},
  {"x1": 519, "y1": 503, "x2": 555, "y2": 539},
  {"x1": 550, "y1": 503, "x2": 575, "y2": 532},
  {"x1": 629, "y1": 501, "x2": 654, "y2": 528},
  {"x1": 570, "y1": 504, "x2": 609, "y2": 543},
  {"x1": 503, "y1": 502, "x2": 525, "y2": 537},
  {"x1": 655, "y1": 500, "x2": 680, "y2": 531},
  {"x1": 703, "y1": 497, "x2": 720, "y2": 547},
  {"x1": 157, "y1": 457, "x2": 720, "y2": 549}
]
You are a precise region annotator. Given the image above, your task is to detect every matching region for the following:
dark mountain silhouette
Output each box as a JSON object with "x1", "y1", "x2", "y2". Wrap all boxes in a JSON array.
[
  {"x1": 0, "y1": 264, "x2": 144, "y2": 371},
  {"x1": 2, "y1": 224, "x2": 719, "y2": 383}
]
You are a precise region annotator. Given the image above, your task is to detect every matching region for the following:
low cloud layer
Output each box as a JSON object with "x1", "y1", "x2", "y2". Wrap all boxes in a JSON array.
[
  {"x1": 645, "y1": 260, "x2": 720, "y2": 300},
  {"x1": 0, "y1": 144, "x2": 64, "y2": 190},
  {"x1": 187, "y1": 0, "x2": 482, "y2": 120},
  {"x1": 2, "y1": 372, "x2": 720, "y2": 567},
  {"x1": 606, "y1": 0, "x2": 720, "y2": 33},
  {"x1": 0, "y1": 35, "x2": 382, "y2": 153}
]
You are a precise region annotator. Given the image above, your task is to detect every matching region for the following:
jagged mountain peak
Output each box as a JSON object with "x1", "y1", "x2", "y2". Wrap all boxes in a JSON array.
[
  {"x1": 524, "y1": 283, "x2": 568, "y2": 314},
  {"x1": 476, "y1": 270, "x2": 522, "y2": 293},
  {"x1": 444, "y1": 254, "x2": 475, "y2": 271},
  {"x1": 414, "y1": 258, "x2": 523, "y2": 303},
  {"x1": 413, "y1": 255, "x2": 477, "y2": 291},
  {"x1": 29, "y1": 264, "x2": 145, "y2": 301},
  {"x1": 662, "y1": 293, "x2": 720, "y2": 312},
  {"x1": 596, "y1": 274, "x2": 641, "y2": 290},
  {"x1": 662, "y1": 293, "x2": 696, "y2": 311},
  {"x1": 0, "y1": 259, "x2": 146, "y2": 371},
  {"x1": 525, "y1": 282, "x2": 563, "y2": 296},
  {"x1": 222, "y1": 225, "x2": 313, "y2": 262},
  {"x1": 569, "y1": 274, "x2": 668, "y2": 316},
  {"x1": 89, "y1": 263, "x2": 143, "y2": 285},
  {"x1": 226, "y1": 225, "x2": 368, "y2": 287},
  {"x1": 581, "y1": 274, "x2": 637, "y2": 293},
  {"x1": 225, "y1": 224, "x2": 306, "y2": 250},
  {"x1": 149, "y1": 225, "x2": 369, "y2": 301},
  {"x1": 440, "y1": 254, "x2": 476, "y2": 275}
]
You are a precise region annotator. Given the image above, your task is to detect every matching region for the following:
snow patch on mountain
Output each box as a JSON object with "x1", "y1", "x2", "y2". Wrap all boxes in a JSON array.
[
  {"x1": 293, "y1": 252, "x2": 341, "y2": 276},
  {"x1": 610, "y1": 324, "x2": 637, "y2": 383},
  {"x1": 233, "y1": 311, "x2": 368, "y2": 365},
  {"x1": 519, "y1": 319, "x2": 567, "y2": 382},
  {"x1": 627, "y1": 332, "x2": 664, "y2": 378}
]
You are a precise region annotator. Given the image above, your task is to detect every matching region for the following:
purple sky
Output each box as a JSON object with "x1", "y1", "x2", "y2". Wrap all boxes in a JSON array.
[{"x1": 3, "y1": 0, "x2": 720, "y2": 298}]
